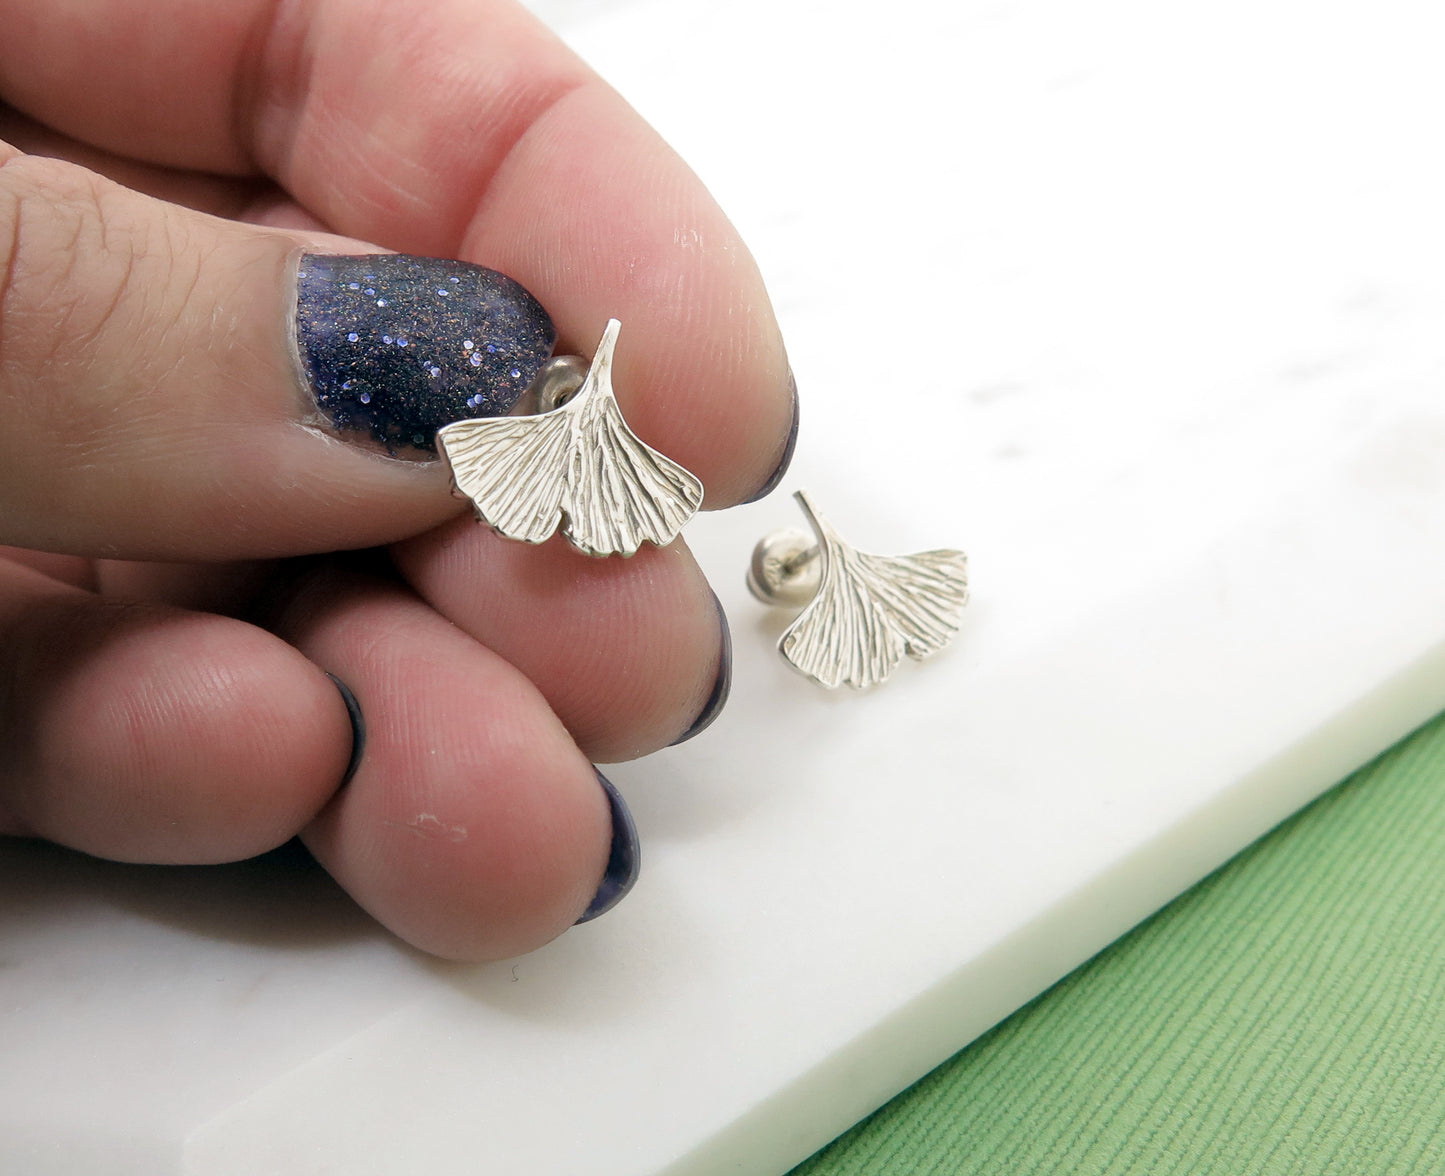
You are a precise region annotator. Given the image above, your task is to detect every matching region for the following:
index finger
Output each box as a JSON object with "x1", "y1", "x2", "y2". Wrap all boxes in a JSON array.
[{"x1": 0, "y1": 0, "x2": 797, "y2": 504}]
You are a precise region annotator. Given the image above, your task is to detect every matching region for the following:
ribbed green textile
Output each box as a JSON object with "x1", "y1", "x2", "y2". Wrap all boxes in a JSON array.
[{"x1": 792, "y1": 712, "x2": 1445, "y2": 1176}]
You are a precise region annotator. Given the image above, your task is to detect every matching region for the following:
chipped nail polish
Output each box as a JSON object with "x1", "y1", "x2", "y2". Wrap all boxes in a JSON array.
[
  {"x1": 576, "y1": 770, "x2": 640, "y2": 924},
  {"x1": 670, "y1": 593, "x2": 732, "y2": 746},
  {"x1": 294, "y1": 254, "x2": 556, "y2": 454},
  {"x1": 325, "y1": 673, "x2": 366, "y2": 787},
  {"x1": 743, "y1": 368, "x2": 800, "y2": 503}
]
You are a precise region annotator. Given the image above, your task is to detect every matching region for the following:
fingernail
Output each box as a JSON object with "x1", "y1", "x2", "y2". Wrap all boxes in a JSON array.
[
  {"x1": 325, "y1": 673, "x2": 366, "y2": 787},
  {"x1": 670, "y1": 592, "x2": 732, "y2": 746},
  {"x1": 576, "y1": 770, "x2": 641, "y2": 924},
  {"x1": 294, "y1": 253, "x2": 556, "y2": 455},
  {"x1": 743, "y1": 368, "x2": 800, "y2": 503}
]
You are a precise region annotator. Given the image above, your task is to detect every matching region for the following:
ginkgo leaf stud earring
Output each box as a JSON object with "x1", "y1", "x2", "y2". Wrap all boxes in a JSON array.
[
  {"x1": 438, "y1": 319, "x2": 705, "y2": 558},
  {"x1": 747, "y1": 491, "x2": 969, "y2": 689}
]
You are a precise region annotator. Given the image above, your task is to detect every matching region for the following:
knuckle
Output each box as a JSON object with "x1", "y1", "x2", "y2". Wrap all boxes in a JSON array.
[
  {"x1": 0, "y1": 153, "x2": 190, "y2": 456},
  {"x1": 0, "y1": 155, "x2": 139, "y2": 379}
]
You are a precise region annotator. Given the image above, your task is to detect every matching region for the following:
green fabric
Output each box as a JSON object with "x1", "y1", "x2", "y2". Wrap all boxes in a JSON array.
[{"x1": 792, "y1": 712, "x2": 1445, "y2": 1176}]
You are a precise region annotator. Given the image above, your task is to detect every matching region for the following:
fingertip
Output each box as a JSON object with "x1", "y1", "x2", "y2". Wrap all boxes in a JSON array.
[
  {"x1": 278, "y1": 573, "x2": 614, "y2": 961},
  {"x1": 307, "y1": 741, "x2": 613, "y2": 964},
  {"x1": 450, "y1": 81, "x2": 795, "y2": 510},
  {"x1": 396, "y1": 524, "x2": 726, "y2": 763},
  {"x1": 7, "y1": 599, "x2": 353, "y2": 863}
]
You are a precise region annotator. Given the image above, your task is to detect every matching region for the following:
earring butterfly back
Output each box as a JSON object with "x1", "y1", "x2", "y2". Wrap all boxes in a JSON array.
[{"x1": 748, "y1": 491, "x2": 969, "y2": 689}]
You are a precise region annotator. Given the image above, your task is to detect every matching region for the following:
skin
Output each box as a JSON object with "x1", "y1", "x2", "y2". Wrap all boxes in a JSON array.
[{"x1": 0, "y1": 0, "x2": 794, "y2": 961}]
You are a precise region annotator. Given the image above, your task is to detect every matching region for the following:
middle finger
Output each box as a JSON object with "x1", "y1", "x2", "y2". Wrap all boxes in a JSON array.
[{"x1": 394, "y1": 520, "x2": 728, "y2": 764}]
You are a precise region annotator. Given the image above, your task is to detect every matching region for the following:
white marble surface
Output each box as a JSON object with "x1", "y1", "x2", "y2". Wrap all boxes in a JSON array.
[{"x1": 5, "y1": 0, "x2": 1445, "y2": 1172}]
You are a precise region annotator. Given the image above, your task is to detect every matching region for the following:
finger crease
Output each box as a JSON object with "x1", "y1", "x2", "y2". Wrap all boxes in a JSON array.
[
  {"x1": 232, "y1": 0, "x2": 311, "y2": 181},
  {"x1": 454, "y1": 75, "x2": 595, "y2": 248}
]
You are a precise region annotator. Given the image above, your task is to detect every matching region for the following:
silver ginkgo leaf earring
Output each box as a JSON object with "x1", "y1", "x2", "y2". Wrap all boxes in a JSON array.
[
  {"x1": 438, "y1": 319, "x2": 704, "y2": 558},
  {"x1": 747, "y1": 490, "x2": 969, "y2": 689}
]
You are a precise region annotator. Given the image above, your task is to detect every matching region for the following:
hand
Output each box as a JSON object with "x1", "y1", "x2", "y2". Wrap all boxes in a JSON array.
[{"x1": 0, "y1": 0, "x2": 797, "y2": 959}]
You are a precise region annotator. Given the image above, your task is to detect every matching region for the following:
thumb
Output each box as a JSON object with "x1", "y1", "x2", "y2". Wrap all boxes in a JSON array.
[{"x1": 0, "y1": 146, "x2": 555, "y2": 560}]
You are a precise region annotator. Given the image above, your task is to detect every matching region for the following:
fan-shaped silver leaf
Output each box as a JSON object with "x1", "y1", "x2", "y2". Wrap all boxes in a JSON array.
[
  {"x1": 438, "y1": 320, "x2": 704, "y2": 558},
  {"x1": 779, "y1": 492, "x2": 969, "y2": 689}
]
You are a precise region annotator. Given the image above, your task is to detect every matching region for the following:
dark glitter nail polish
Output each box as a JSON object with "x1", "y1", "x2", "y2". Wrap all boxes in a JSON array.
[
  {"x1": 294, "y1": 254, "x2": 556, "y2": 454},
  {"x1": 743, "y1": 368, "x2": 800, "y2": 503},
  {"x1": 576, "y1": 770, "x2": 640, "y2": 924},
  {"x1": 670, "y1": 593, "x2": 732, "y2": 746},
  {"x1": 326, "y1": 673, "x2": 366, "y2": 787}
]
